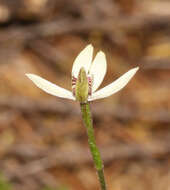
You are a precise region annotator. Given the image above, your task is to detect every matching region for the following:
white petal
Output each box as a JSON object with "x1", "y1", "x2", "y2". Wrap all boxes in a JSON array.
[
  {"x1": 90, "y1": 51, "x2": 107, "y2": 92},
  {"x1": 26, "y1": 74, "x2": 75, "y2": 100},
  {"x1": 88, "y1": 67, "x2": 139, "y2": 101},
  {"x1": 72, "y1": 44, "x2": 93, "y2": 77}
]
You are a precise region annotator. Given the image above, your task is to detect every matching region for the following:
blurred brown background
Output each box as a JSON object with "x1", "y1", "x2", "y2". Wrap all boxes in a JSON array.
[{"x1": 0, "y1": 0, "x2": 170, "y2": 189}]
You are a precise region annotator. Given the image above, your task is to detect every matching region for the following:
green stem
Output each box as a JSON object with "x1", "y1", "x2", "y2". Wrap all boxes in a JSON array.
[{"x1": 80, "y1": 102, "x2": 107, "y2": 190}]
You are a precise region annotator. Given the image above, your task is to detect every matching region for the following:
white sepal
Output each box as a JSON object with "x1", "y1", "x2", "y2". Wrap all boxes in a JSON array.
[
  {"x1": 72, "y1": 44, "x2": 93, "y2": 78},
  {"x1": 26, "y1": 74, "x2": 75, "y2": 100},
  {"x1": 88, "y1": 67, "x2": 139, "y2": 101},
  {"x1": 90, "y1": 51, "x2": 107, "y2": 92}
]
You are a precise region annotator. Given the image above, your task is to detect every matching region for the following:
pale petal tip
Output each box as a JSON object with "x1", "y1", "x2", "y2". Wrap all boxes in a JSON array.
[
  {"x1": 25, "y1": 74, "x2": 41, "y2": 82},
  {"x1": 132, "y1": 67, "x2": 139, "y2": 72},
  {"x1": 86, "y1": 44, "x2": 93, "y2": 51},
  {"x1": 25, "y1": 73, "x2": 31, "y2": 77},
  {"x1": 87, "y1": 43, "x2": 93, "y2": 47},
  {"x1": 132, "y1": 67, "x2": 139, "y2": 73},
  {"x1": 25, "y1": 73, "x2": 34, "y2": 79},
  {"x1": 125, "y1": 67, "x2": 139, "y2": 80},
  {"x1": 98, "y1": 51, "x2": 106, "y2": 57}
]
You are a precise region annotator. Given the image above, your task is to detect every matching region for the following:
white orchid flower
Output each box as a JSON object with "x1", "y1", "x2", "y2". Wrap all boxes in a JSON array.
[{"x1": 26, "y1": 44, "x2": 139, "y2": 103}]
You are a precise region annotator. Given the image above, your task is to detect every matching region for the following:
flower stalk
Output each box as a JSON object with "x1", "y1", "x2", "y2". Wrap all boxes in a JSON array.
[{"x1": 80, "y1": 102, "x2": 107, "y2": 190}]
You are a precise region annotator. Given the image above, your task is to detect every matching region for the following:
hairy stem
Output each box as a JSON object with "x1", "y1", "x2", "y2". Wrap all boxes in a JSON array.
[{"x1": 80, "y1": 102, "x2": 107, "y2": 190}]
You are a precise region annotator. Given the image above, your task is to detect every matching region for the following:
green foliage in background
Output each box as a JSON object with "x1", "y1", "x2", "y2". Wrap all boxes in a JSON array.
[
  {"x1": 0, "y1": 174, "x2": 11, "y2": 190},
  {"x1": 0, "y1": 172, "x2": 70, "y2": 190}
]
